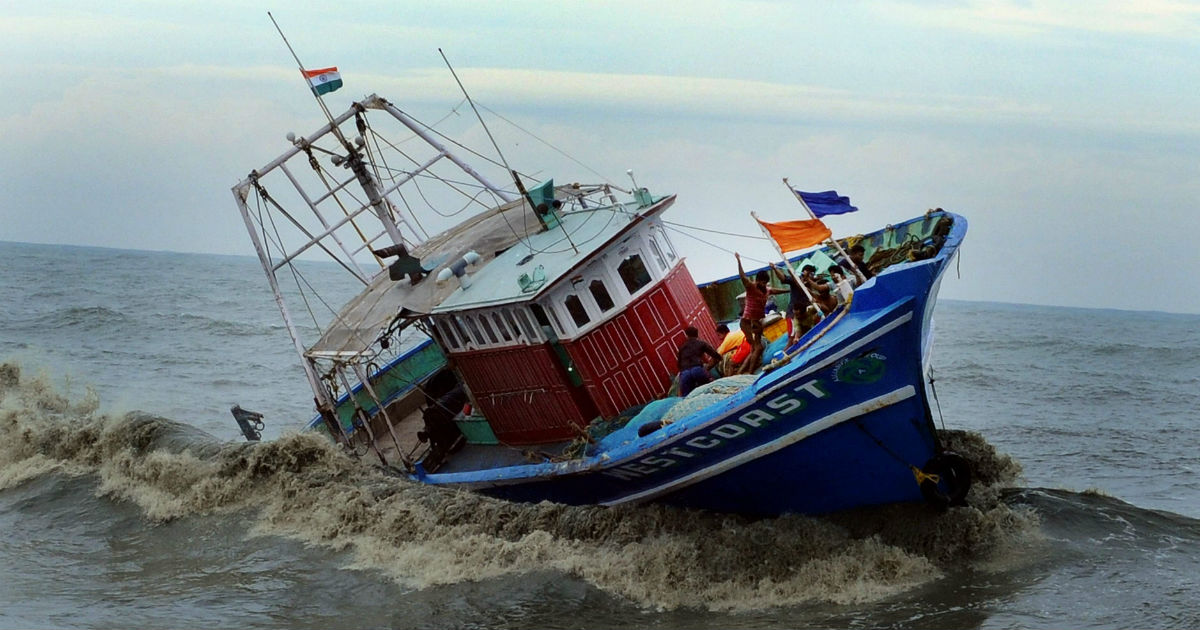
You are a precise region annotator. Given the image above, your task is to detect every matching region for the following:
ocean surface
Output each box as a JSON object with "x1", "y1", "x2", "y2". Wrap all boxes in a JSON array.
[{"x1": 2, "y1": 240, "x2": 1199, "y2": 629}]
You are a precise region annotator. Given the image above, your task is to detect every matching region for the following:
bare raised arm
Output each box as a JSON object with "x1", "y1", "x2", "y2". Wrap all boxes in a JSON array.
[{"x1": 735, "y1": 253, "x2": 751, "y2": 286}]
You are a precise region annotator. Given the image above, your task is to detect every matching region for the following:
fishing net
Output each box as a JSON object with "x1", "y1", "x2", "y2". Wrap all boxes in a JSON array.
[{"x1": 661, "y1": 374, "x2": 757, "y2": 426}]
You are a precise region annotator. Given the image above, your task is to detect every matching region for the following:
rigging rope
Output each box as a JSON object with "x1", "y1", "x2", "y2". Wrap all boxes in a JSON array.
[
  {"x1": 366, "y1": 125, "x2": 511, "y2": 220},
  {"x1": 851, "y1": 417, "x2": 937, "y2": 487},
  {"x1": 261, "y1": 189, "x2": 323, "y2": 331},
  {"x1": 929, "y1": 366, "x2": 946, "y2": 432},
  {"x1": 661, "y1": 219, "x2": 766, "y2": 241},
  {"x1": 663, "y1": 224, "x2": 773, "y2": 266},
  {"x1": 359, "y1": 113, "x2": 431, "y2": 239},
  {"x1": 478, "y1": 103, "x2": 619, "y2": 188}
]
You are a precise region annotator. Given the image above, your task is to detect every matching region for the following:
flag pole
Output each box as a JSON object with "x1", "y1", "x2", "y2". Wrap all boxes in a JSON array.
[
  {"x1": 268, "y1": 12, "x2": 350, "y2": 150},
  {"x1": 750, "y1": 211, "x2": 823, "y2": 317},
  {"x1": 783, "y1": 178, "x2": 866, "y2": 284}
]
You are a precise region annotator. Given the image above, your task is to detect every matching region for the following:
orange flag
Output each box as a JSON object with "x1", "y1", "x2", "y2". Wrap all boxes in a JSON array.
[{"x1": 755, "y1": 217, "x2": 832, "y2": 253}]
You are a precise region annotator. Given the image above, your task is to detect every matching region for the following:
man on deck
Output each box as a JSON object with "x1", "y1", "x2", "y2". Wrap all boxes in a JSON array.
[
  {"x1": 846, "y1": 244, "x2": 874, "y2": 281},
  {"x1": 802, "y1": 264, "x2": 839, "y2": 316},
  {"x1": 677, "y1": 326, "x2": 722, "y2": 396}
]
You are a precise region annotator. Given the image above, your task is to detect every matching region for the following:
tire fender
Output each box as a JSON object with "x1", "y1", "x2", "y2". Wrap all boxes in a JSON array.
[{"x1": 919, "y1": 452, "x2": 972, "y2": 508}]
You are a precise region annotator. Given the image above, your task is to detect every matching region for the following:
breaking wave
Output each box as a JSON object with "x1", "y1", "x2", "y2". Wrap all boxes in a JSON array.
[{"x1": 0, "y1": 361, "x2": 1039, "y2": 611}]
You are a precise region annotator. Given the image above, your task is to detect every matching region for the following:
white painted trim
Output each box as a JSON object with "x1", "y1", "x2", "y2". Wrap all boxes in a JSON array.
[
  {"x1": 602, "y1": 385, "x2": 917, "y2": 506},
  {"x1": 646, "y1": 310, "x2": 914, "y2": 456},
  {"x1": 765, "y1": 311, "x2": 913, "y2": 393}
]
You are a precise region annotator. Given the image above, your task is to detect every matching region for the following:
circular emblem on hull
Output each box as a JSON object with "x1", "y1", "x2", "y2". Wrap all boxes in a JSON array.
[{"x1": 835, "y1": 356, "x2": 886, "y2": 384}]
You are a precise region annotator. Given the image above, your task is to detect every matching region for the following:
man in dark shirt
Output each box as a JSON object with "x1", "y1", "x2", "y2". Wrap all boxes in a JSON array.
[
  {"x1": 846, "y1": 244, "x2": 874, "y2": 281},
  {"x1": 677, "y1": 326, "x2": 722, "y2": 396},
  {"x1": 772, "y1": 263, "x2": 810, "y2": 343}
]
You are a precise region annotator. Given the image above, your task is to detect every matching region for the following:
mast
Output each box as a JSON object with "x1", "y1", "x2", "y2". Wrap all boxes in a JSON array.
[
  {"x1": 270, "y1": 12, "x2": 407, "y2": 249},
  {"x1": 269, "y1": 12, "x2": 350, "y2": 150},
  {"x1": 782, "y1": 178, "x2": 867, "y2": 284},
  {"x1": 233, "y1": 183, "x2": 335, "y2": 418}
]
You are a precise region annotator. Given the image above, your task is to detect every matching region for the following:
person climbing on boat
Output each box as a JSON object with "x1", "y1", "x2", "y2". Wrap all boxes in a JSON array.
[
  {"x1": 802, "y1": 264, "x2": 839, "y2": 316},
  {"x1": 714, "y1": 323, "x2": 731, "y2": 345},
  {"x1": 734, "y1": 253, "x2": 782, "y2": 373},
  {"x1": 846, "y1": 244, "x2": 874, "y2": 280},
  {"x1": 712, "y1": 323, "x2": 732, "y2": 375},
  {"x1": 794, "y1": 304, "x2": 822, "y2": 341},
  {"x1": 828, "y1": 264, "x2": 855, "y2": 304},
  {"x1": 676, "y1": 326, "x2": 722, "y2": 396},
  {"x1": 714, "y1": 324, "x2": 744, "y2": 376},
  {"x1": 735, "y1": 252, "x2": 767, "y2": 332},
  {"x1": 736, "y1": 319, "x2": 769, "y2": 374},
  {"x1": 771, "y1": 262, "x2": 810, "y2": 345}
]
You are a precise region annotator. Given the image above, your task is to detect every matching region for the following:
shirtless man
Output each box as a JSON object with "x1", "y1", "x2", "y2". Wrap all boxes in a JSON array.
[
  {"x1": 734, "y1": 253, "x2": 783, "y2": 373},
  {"x1": 802, "y1": 264, "x2": 839, "y2": 316}
]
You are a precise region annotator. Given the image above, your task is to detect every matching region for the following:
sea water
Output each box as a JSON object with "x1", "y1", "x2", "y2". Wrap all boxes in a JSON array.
[{"x1": 2, "y1": 241, "x2": 1199, "y2": 628}]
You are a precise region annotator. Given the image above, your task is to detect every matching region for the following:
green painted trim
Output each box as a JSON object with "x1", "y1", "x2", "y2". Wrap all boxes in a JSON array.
[
  {"x1": 456, "y1": 415, "x2": 499, "y2": 445},
  {"x1": 334, "y1": 342, "x2": 446, "y2": 432},
  {"x1": 311, "y1": 78, "x2": 343, "y2": 96}
]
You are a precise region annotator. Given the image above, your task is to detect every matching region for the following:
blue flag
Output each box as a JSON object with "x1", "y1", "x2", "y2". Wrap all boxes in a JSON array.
[{"x1": 795, "y1": 190, "x2": 858, "y2": 217}]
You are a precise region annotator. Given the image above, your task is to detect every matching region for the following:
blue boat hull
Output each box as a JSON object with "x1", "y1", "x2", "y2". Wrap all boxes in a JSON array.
[{"x1": 417, "y1": 212, "x2": 968, "y2": 516}]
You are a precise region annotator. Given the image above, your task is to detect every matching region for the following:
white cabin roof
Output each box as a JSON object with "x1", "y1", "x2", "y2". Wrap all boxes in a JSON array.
[
  {"x1": 305, "y1": 191, "x2": 672, "y2": 358},
  {"x1": 432, "y1": 195, "x2": 674, "y2": 312}
]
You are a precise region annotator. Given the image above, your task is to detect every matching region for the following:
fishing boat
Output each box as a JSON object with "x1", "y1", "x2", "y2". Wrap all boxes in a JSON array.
[{"x1": 231, "y1": 90, "x2": 970, "y2": 516}]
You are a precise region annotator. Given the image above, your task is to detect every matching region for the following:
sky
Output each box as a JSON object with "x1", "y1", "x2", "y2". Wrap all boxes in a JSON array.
[{"x1": 3, "y1": 1, "x2": 1199, "y2": 314}]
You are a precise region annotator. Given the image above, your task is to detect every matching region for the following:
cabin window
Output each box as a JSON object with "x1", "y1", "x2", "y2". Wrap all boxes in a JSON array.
[
  {"x1": 501, "y1": 310, "x2": 523, "y2": 343},
  {"x1": 658, "y1": 228, "x2": 677, "y2": 260},
  {"x1": 618, "y1": 253, "x2": 652, "y2": 295},
  {"x1": 428, "y1": 319, "x2": 446, "y2": 348},
  {"x1": 449, "y1": 316, "x2": 472, "y2": 348},
  {"x1": 547, "y1": 306, "x2": 565, "y2": 336},
  {"x1": 530, "y1": 303, "x2": 550, "y2": 327},
  {"x1": 564, "y1": 294, "x2": 591, "y2": 327},
  {"x1": 589, "y1": 279, "x2": 615, "y2": 312},
  {"x1": 436, "y1": 318, "x2": 459, "y2": 350},
  {"x1": 648, "y1": 237, "x2": 668, "y2": 272},
  {"x1": 530, "y1": 302, "x2": 564, "y2": 338},
  {"x1": 490, "y1": 312, "x2": 513, "y2": 342},
  {"x1": 477, "y1": 314, "x2": 500, "y2": 344},
  {"x1": 462, "y1": 315, "x2": 486, "y2": 346},
  {"x1": 516, "y1": 308, "x2": 541, "y2": 342}
]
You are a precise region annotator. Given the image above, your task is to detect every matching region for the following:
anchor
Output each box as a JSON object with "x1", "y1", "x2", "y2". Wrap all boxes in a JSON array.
[{"x1": 230, "y1": 405, "x2": 265, "y2": 441}]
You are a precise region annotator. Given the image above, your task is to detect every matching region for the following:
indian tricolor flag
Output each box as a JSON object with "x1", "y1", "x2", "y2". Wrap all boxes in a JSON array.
[{"x1": 302, "y1": 67, "x2": 343, "y2": 96}]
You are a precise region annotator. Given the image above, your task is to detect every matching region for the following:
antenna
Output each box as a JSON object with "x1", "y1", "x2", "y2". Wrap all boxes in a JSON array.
[
  {"x1": 439, "y1": 49, "x2": 578, "y2": 253},
  {"x1": 438, "y1": 49, "x2": 516, "y2": 179}
]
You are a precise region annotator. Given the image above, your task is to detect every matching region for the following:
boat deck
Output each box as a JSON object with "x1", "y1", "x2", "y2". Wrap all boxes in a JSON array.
[{"x1": 373, "y1": 406, "x2": 572, "y2": 475}]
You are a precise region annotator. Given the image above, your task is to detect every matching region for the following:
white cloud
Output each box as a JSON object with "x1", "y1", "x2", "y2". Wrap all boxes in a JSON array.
[
  {"x1": 359, "y1": 66, "x2": 1200, "y2": 139},
  {"x1": 3, "y1": 1, "x2": 1199, "y2": 312},
  {"x1": 883, "y1": 0, "x2": 1200, "y2": 37}
]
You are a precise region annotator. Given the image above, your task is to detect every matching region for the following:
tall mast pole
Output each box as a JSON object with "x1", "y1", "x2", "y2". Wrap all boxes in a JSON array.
[
  {"x1": 268, "y1": 12, "x2": 350, "y2": 150},
  {"x1": 269, "y1": 12, "x2": 405, "y2": 248},
  {"x1": 438, "y1": 48, "x2": 578, "y2": 254}
]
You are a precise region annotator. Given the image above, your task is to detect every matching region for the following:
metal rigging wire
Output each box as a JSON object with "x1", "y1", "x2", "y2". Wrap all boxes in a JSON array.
[
  {"x1": 661, "y1": 219, "x2": 766, "y2": 241},
  {"x1": 663, "y1": 223, "x2": 774, "y2": 266},
  {"x1": 477, "y1": 103, "x2": 620, "y2": 189}
]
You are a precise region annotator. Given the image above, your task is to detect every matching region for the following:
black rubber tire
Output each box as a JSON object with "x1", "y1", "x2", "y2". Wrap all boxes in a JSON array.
[
  {"x1": 919, "y1": 452, "x2": 972, "y2": 509},
  {"x1": 637, "y1": 420, "x2": 664, "y2": 437}
]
